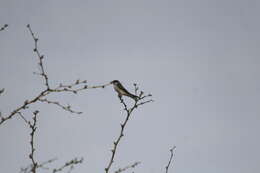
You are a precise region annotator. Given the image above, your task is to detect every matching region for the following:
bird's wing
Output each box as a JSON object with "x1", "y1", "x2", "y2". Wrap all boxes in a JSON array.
[{"x1": 117, "y1": 82, "x2": 134, "y2": 95}]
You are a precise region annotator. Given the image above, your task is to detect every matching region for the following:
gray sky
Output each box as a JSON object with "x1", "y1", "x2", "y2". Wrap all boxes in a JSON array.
[{"x1": 1, "y1": 0, "x2": 260, "y2": 172}]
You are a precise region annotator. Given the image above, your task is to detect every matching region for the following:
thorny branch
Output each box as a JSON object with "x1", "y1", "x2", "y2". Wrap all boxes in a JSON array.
[
  {"x1": 0, "y1": 24, "x2": 8, "y2": 31},
  {"x1": 105, "y1": 84, "x2": 153, "y2": 173},
  {"x1": 0, "y1": 24, "x2": 110, "y2": 126},
  {"x1": 165, "y1": 146, "x2": 176, "y2": 173},
  {"x1": 114, "y1": 161, "x2": 141, "y2": 173}
]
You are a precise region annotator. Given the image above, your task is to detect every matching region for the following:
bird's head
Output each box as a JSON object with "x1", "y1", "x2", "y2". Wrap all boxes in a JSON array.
[{"x1": 110, "y1": 80, "x2": 120, "y2": 85}]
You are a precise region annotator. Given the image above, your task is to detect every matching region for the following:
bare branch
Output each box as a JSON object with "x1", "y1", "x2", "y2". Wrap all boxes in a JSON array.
[
  {"x1": 0, "y1": 24, "x2": 8, "y2": 31},
  {"x1": 39, "y1": 98, "x2": 82, "y2": 114},
  {"x1": 18, "y1": 111, "x2": 39, "y2": 173},
  {"x1": 52, "y1": 80, "x2": 111, "y2": 94},
  {"x1": 29, "y1": 111, "x2": 38, "y2": 173},
  {"x1": 104, "y1": 97, "x2": 130, "y2": 173},
  {"x1": 0, "y1": 89, "x2": 49, "y2": 125},
  {"x1": 52, "y1": 158, "x2": 83, "y2": 173},
  {"x1": 105, "y1": 84, "x2": 153, "y2": 173},
  {"x1": 0, "y1": 81, "x2": 111, "y2": 125},
  {"x1": 37, "y1": 158, "x2": 57, "y2": 170},
  {"x1": 114, "y1": 162, "x2": 141, "y2": 173},
  {"x1": 27, "y1": 24, "x2": 50, "y2": 89},
  {"x1": 165, "y1": 146, "x2": 176, "y2": 173}
]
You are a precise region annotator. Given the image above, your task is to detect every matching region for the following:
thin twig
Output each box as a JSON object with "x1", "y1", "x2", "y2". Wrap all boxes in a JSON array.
[
  {"x1": 165, "y1": 146, "x2": 176, "y2": 173},
  {"x1": 18, "y1": 112, "x2": 30, "y2": 124},
  {"x1": 114, "y1": 162, "x2": 141, "y2": 173},
  {"x1": 52, "y1": 158, "x2": 83, "y2": 173},
  {"x1": 27, "y1": 24, "x2": 50, "y2": 89},
  {"x1": 29, "y1": 111, "x2": 38, "y2": 173},
  {"x1": 18, "y1": 111, "x2": 39, "y2": 173},
  {"x1": 104, "y1": 97, "x2": 131, "y2": 173},
  {"x1": 39, "y1": 98, "x2": 82, "y2": 114},
  {"x1": 51, "y1": 82, "x2": 110, "y2": 94},
  {"x1": 37, "y1": 158, "x2": 57, "y2": 170}
]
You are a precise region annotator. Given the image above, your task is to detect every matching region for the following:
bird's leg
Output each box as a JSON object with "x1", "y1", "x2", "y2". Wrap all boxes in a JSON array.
[{"x1": 118, "y1": 94, "x2": 123, "y2": 102}]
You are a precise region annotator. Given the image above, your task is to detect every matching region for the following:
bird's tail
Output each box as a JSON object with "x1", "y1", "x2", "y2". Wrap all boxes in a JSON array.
[{"x1": 129, "y1": 93, "x2": 139, "y2": 101}]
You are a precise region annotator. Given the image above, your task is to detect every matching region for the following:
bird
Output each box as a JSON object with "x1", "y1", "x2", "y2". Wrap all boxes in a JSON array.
[{"x1": 110, "y1": 80, "x2": 139, "y2": 101}]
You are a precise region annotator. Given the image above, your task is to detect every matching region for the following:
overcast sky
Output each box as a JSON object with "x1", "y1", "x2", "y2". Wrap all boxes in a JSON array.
[{"x1": 1, "y1": 0, "x2": 260, "y2": 173}]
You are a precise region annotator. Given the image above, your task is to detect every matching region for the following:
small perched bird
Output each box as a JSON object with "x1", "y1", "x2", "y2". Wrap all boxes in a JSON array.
[{"x1": 110, "y1": 80, "x2": 139, "y2": 101}]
